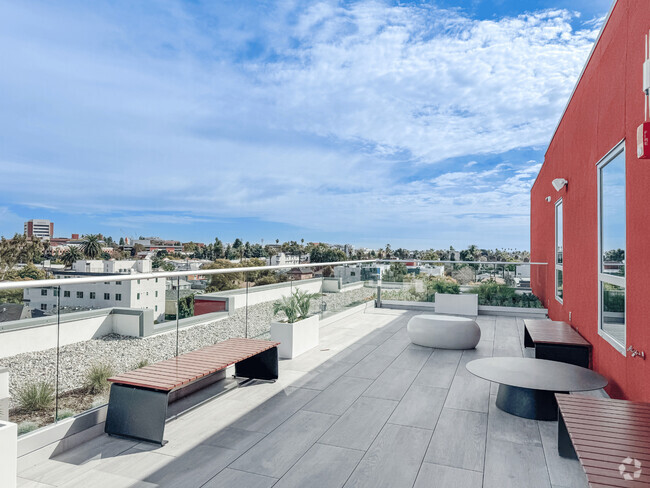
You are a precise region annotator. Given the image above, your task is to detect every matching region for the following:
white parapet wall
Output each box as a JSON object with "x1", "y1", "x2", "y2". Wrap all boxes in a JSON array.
[
  {"x1": 200, "y1": 278, "x2": 323, "y2": 310},
  {"x1": 0, "y1": 420, "x2": 17, "y2": 488},
  {"x1": 434, "y1": 293, "x2": 478, "y2": 316},
  {"x1": 0, "y1": 308, "x2": 147, "y2": 359},
  {"x1": 0, "y1": 367, "x2": 8, "y2": 421}
]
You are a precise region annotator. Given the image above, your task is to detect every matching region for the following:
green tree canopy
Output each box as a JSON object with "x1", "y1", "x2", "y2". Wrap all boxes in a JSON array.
[
  {"x1": 81, "y1": 234, "x2": 103, "y2": 259},
  {"x1": 61, "y1": 246, "x2": 83, "y2": 268},
  {"x1": 0, "y1": 234, "x2": 45, "y2": 278},
  {"x1": 382, "y1": 262, "x2": 408, "y2": 282},
  {"x1": 309, "y1": 244, "x2": 346, "y2": 264}
]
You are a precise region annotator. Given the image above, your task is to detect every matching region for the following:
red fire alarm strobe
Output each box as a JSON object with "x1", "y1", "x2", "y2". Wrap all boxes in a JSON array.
[{"x1": 637, "y1": 122, "x2": 650, "y2": 158}]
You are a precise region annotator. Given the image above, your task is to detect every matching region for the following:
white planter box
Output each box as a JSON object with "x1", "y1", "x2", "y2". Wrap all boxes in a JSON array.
[
  {"x1": 271, "y1": 315, "x2": 320, "y2": 359},
  {"x1": 0, "y1": 421, "x2": 17, "y2": 488},
  {"x1": 434, "y1": 293, "x2": 478, "y2": 316},
  {"x1": 0, "y1": 367, "x2": 9, "y2": 422}
]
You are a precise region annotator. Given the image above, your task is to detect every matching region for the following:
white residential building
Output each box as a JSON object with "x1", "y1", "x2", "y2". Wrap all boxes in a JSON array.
[
  {"x1": 24, "y1": 260, "x2": 166, "y2": 321},
  {"x1": 267, "y1": 253, "x2": 301, "y2": 266},
  {"x1": 71, "y1": 259, "x2": 152, "y2": 274},
  {"x1": 416, "y1": 265, "x2": 444, "y2": 277}
]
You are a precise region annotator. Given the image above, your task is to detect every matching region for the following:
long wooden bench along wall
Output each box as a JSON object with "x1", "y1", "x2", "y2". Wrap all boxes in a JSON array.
[
  {"x1": 524, "y1": 319, "x2": 592, "y2": 368},
  {"x1": 105, "y1": 338, "x2": 279, "y2": 445},
  {"x1": 556, "y1": 394, "x2": 650, "y2": 487}
]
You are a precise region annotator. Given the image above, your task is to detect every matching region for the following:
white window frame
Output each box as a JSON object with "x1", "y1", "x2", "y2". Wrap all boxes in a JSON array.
[
  {"x1": 597, "y1": 140, "x2": 626, "y2": 355},
  {"x1": 555, "y1": 198, "x2": 563, "y2": 304}
]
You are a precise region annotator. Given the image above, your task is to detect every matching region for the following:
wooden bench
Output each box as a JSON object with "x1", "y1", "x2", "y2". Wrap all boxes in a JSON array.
[
  {"x1": 105, "y1": 337, "x2": 279, "y2": 445},
  {"x1": 556, "y1": 394, "x2": 650, "y2": 487},
  {"x1": 524, "y1": 319, "x2": 591, "y2": 368}
]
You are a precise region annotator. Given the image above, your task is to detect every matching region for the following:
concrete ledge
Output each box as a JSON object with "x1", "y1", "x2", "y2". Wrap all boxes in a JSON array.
[
  {"x1": 17, "y1": 406, "x2": 108, "y2": 471},
  {"x1": 379, "y1": 300, "x2": 548, "y2": 318},
  {"x1": 320, "y1": 301, "x2": 374, "y2": 327},
  {"x1": 478, "y1": 305, "x2": 548, "y2": 318},
  {"x1": 380, "y1": 300, "x2": 436, "y2": 311}
]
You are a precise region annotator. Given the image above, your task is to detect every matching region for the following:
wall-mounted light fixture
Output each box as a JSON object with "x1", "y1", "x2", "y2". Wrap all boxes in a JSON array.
[
  {"x1": 552, "y1": 178, "x2": 568, "y2": 192},
  {"x1": 545, "y1": 196, "x2": 551, "y2": 202}
]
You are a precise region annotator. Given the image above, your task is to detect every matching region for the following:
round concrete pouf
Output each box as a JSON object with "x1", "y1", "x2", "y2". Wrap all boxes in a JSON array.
[{"x1": 407, "y1": 314, "x2": 481, "y2": 349}]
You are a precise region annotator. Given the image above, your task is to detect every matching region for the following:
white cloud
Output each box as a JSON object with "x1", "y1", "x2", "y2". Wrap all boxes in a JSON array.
[{"x1": 0, "y1": 1, "x2": 599, "y2": 248}]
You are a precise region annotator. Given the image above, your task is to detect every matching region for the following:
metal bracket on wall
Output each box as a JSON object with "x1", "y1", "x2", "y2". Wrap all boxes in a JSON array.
[{"x1": 627, "y1": 346, "x2": 646, "y2": 360}]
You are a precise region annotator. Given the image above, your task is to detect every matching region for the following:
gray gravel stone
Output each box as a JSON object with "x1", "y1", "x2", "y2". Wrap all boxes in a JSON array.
[{"x1": 2, "y1": 286, "x2": 376, "y2": 409}]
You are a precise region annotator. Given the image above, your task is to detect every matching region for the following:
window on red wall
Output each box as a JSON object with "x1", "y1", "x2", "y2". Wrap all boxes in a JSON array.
[
  {"x1": 597, "y1": 141, "x2": 626, "y2": 354},
  {"x1": 555, "y1": 199, "x2": 563, "y2": 302}
]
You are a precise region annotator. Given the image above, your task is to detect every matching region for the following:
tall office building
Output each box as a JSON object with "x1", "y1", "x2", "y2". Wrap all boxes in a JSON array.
[{"x1": 24, "y1": 219, "x2": 54, "y2": 239}]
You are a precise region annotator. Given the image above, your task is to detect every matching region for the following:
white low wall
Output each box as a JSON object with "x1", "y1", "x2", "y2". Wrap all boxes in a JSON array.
[
  {"x1": 205, "y1": 279, "x2": 323, "y2": 310},
  {"x1": 322, "y1": 278, "x2": 341, "y2": 293},
  {"x1": 0, "y1": 368, "x2": 8, "y2": 421},
  {"x1": 0, "y1": 309, "x2": 144, "y2": 359},
  {"x1": 0, "y1": 421, "x2": 17, "y2": 488},
  {"x1": 434, "y1": 293, "x2": 478, "y2": 316}
]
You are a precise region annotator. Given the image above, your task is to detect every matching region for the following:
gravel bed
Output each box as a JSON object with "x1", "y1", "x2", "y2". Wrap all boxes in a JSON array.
[{"x1": 3, "y1": 286, "x2": 375, "y2": 409}]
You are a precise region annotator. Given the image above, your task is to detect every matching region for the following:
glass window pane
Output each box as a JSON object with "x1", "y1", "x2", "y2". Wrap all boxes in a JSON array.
[
  {"x1": 602, "y1": 282, "x2": 625, "y2": 345},
  {"x1": 601, "y1": 151, "x2": 625, "y2": 276},
  {"x1": 556, "y1": 269, "x2": 563, "y2": 299},
  {"x1": 556, "y1": 201, "x2": 563, "y2": 265}
]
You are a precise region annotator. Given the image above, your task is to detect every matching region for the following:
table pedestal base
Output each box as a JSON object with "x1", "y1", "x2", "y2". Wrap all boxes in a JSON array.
[{"x1": 495, "y1": 384, "x2": 566, "y2": 421}]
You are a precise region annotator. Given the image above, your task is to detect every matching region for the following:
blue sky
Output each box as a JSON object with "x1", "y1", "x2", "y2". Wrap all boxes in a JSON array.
[{"x1": 0, "y1": 0, "x2": 610, "y2": 250}]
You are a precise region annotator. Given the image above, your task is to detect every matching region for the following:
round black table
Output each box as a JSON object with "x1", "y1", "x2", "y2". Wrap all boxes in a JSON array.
[{"x1": 466, "y1": 357, "x2": 608, "y2": 420}]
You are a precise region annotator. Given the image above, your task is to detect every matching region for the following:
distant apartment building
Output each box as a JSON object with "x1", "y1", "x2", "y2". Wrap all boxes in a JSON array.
[
  {"x1": 267, "y1": 253, "x2": 301, "y2": 266},
  {"x1": 23, "y1": 259, "x2": 166, "y2": 321},
  {"x1": 24, "y1": 219, "x2": 53, "y2": 239},
  {"x1": 134, "y1": 237, "x2": 183, "y2": 253}
]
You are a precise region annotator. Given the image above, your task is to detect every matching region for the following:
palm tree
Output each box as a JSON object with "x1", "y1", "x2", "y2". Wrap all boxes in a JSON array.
[
  {"x1": 61, "y1": 246, "x2": 83, "y2": 268},
  {"x1": 81, "y1": 234, "x2": 103, "y2": 259}
]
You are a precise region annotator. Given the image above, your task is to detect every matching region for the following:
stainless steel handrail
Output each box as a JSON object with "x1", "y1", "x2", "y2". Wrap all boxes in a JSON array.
[{"x1": 0, "y1": 259, "x2": 547, "y2": 290}]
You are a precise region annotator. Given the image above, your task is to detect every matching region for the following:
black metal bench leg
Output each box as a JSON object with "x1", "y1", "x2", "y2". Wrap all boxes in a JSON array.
[
  {"x1": 558, "y1": 410, "x2": 578, "y2": 459},
  {"x1": 524, "y1": 327, "x2": 534, "y2": 348},
  {"x1": 236, "y1": 347, "x2": 279, "y2": 381},
  {"x1": 105, "y1": 384, "x2": 169, "y2": 445}
]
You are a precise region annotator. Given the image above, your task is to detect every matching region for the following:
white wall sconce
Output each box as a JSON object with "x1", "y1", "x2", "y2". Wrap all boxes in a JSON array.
[
  {"x1": 545, "y1": 196, "x2": 551, "y2": 202},
  {"x1": 552, "y1": 178, "x2": 568, "y2": 192}
]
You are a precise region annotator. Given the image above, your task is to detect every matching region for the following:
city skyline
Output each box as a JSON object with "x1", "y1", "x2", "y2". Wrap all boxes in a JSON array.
[{"x1": 0, "y1": 1, "x2": 610, "y2": 249}]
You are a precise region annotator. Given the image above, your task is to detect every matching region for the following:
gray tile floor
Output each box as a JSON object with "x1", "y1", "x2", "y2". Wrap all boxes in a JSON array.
[{"x1": 18, "y1": 309, "x2": 590, "y2": 488}]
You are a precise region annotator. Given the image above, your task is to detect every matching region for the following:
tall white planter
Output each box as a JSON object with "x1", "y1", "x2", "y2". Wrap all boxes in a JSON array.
[
  {"x1": 0, "y1": 367, "x2": 9, "y2": 422},
  {"x1": 271, "y1": 315, "x2": 320, "y2": 359},
  {"x1": 0, "y1": 421, "x2": 17, "y2": 488},
  {"x1": 435, "y1": 292, "x2": 478, "y2": 316}
]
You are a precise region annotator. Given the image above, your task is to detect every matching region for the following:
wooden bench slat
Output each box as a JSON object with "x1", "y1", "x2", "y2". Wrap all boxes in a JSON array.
[
  {"x1": 557, "y1": 394, "x2": 650, "y2": 488},
  {"x1": 583, "y1": 468, "x2": 648, "y2": 487},
  {"x1": 573, "y1": 438, "x2": 650, "y2": 457},
  {"x1": 557, "y1": 395, "x2": 650, "y2": 411},
  {"x1": 560, "y1": 406, "x2": 650, "y2": 422},
  {"x1": 108, "y1": 339, "x2": 280, "y2": 391},
  {"x1": 578, "y1": 449, "x2": 650, "y2": 465},
  {"x1": 119, "y1": 369, "x2": 208, "y2": 384},
  {"x1": 137, "y1": 363, "x2": 213, "y2": 376},
  {"x1": 524, "y1": 320, "x2": 591, "y2": 347},
  {"x1": 571, "y1": 432, "x2": 650, "y2": 451},
  {"x1": 561, "y1": 415, "x2": 650, "y2": 434}
]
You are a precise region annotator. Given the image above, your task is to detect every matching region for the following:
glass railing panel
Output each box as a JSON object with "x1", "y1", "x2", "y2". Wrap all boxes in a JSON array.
[
  {"x1": 376, "y1": 262, "x2": 546, "y2": 310},
  {"x1": 56, "y1": 275, "x2": 176, "y2": 421},
  {"x1": 1, "y1": 285, "x2": 58, "y2": 435}
]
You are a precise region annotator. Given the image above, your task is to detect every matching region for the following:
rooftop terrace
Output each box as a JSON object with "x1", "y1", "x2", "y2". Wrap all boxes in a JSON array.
[{"x1": 17, "y1": 308, "x2": 590, "y2": 488}]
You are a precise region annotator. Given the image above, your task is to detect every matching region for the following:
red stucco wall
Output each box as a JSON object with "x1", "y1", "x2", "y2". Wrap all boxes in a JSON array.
[
  {"x1": 531, "y1": 0, "x2": 650, "y2": 402},
  {"x1": 194, "y1": 298, "x2": 227, "y2": 315}
]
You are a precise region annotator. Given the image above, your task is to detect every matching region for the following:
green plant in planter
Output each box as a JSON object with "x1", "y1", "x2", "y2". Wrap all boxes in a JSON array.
[
  {"x1": 273, "y1": 289, "x2": 320, "y2": 323},
  {"x1": 17, "y1": 381, "x2": 55, "y2": 412},
  {"x1": 84, "y1": 362, "x2": 115, "y2": 394}
]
